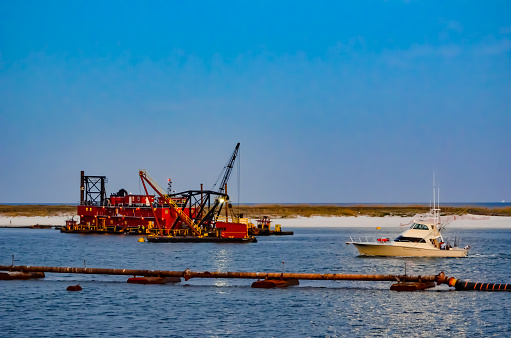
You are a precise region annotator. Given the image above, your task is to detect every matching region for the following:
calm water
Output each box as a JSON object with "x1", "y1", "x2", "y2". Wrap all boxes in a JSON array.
[{"x1": 1, "y1": 227, "x2": 510, "y2": 337}]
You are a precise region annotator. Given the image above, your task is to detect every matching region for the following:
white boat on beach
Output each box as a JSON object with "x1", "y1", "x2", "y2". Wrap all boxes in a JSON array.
[{"x1": 346, "y1": 184, "x2": 470, "y2": 257}]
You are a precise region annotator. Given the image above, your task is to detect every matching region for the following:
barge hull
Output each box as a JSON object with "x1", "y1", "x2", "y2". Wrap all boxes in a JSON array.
[
  {"x1": 254, "y1": 231, "x2": 294, "y2": 236},
  {"x1": 60, "y1": 229, "x2": 145, "y2": 235},
  {"x1": 147, "y1": 236, "x2": 257, "y2": 243}
]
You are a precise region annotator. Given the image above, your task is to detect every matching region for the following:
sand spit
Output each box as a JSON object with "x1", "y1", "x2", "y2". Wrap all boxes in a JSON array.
[
  {"x1": 0, "y1": 215, "x2": 509, "y2": 229},
  {"x1": 275, "y1": 215, "x2": 511, "y2": 229},
  {"x1": 0, "y1": 216, "x2": 71, "y2": 227}
]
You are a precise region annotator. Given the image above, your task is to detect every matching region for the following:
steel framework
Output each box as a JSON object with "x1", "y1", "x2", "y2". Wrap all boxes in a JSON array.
[{"x1": 80, "y1": 171, "x2": 108, "y2": 206}]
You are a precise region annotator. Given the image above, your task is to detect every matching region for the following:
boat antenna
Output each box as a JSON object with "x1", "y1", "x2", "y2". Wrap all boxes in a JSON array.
[
  {"x1": 433, "y1": 171, "x2": 436, "y2": 212},
  {"x1": 438, "y1": 182, "x2": 440, "y2": 224},
  {"x1": 432, "y1": 172, "x2": 441, "y2": 226}
]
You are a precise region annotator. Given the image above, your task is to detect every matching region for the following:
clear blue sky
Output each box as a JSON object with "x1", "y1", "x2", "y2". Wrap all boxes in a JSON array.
[{"x1": 1, "y1": 1, "x2": 510, "y2": 203}]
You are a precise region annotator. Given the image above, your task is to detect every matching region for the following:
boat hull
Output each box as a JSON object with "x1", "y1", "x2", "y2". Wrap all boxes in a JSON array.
[{"x1": 352, "y1": 243, "x2": 468, "y2": 257}]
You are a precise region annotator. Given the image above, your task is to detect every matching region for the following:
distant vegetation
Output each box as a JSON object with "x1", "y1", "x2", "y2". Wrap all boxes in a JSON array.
[
  {"x1": 1, "y1": 204, "x2": 510, "y2": 218},
  {"x1": 230, "y1": 204, "x2": 511, "y2": 218},
  {"x1": 0, "y1": 205, "x2": 75, "y2": 217}
]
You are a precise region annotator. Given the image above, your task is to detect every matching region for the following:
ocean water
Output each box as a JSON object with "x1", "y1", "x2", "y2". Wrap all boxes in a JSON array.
[{"x1": 1, "y1": 227, "x2": 510, "y2": 337}]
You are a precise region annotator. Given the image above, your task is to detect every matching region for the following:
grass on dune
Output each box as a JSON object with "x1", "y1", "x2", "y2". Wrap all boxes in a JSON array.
[
  {"x1": 0, "y1": 205, "x2": 76, "y2": 217},
  {"x1": 231, "y1": 204, "x2": 511, "y2": 218},
  {"x1": 1, "y1": 204, "x2": 510, "y2": 218}
]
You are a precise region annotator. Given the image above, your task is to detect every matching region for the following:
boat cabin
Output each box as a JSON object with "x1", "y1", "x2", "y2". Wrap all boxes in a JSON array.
[
  {"x1": 394, "y1": 221, "x2": 443, "y2": 246},
  {"x1": 411, "y1": 223, "x2": 430, "y2": 230}
]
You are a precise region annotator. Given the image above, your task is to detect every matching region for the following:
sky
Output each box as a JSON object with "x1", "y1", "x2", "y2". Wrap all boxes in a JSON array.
[{"x1": 0, "y1": 1, "x2": 510, "y2": 204}]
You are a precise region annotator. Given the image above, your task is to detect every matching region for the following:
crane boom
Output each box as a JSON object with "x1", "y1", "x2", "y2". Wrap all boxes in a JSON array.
[
  {"x1": 139, "y1": 170, "x2": 202, "y2": 236},
  {"x1": 212, "y1": 143, "x2": 240, "y2": 194}
]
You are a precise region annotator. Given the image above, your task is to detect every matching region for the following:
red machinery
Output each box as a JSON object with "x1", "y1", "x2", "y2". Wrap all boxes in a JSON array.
[
  {"x1": 62, "y1": 143, "x2": 254, "y2": 241},
  {"x1": 139, "y1": 169, "x2": 250, "y2": 239},
  {"x1": 67, "y1": 171, "x2": 190, "y2": 235}
]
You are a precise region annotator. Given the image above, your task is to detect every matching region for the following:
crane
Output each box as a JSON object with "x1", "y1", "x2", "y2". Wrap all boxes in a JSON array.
[
  {"x1": 139, "y1": 144, "x2": 241, "y2": 237},
  {"x1": 139, "y1": 170, "x2": 202, "y2": 236},
  {"x1": 212, "y1": 142, "x2": 240, "y2": 194}
]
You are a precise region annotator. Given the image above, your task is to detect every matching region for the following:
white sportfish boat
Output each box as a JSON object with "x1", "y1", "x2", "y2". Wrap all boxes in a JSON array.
[{"x1": 347, "y1": 187, "x2": 469, "y2": 257}]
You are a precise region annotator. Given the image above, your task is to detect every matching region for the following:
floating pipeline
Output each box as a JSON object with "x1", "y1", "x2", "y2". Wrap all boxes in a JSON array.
[
  {"x1": 1, "y1": 265, "x2": 510, "y2": 291},
  {"x1": 0, "y1": 264, "x2": 447, "y2": 287},
  {"x1": 448, "y1": 277, "x2": 511, "y2": 291}
]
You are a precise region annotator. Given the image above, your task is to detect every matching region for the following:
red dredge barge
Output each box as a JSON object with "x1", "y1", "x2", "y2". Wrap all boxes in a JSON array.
[{"x1": 62, "y1": 144, "x2": 256, "y2": 243}]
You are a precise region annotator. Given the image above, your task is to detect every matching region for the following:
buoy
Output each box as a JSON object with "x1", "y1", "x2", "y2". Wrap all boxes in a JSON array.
[
  {"x1": 376, "y1": 226, "x2": 381, "y2": 230},
  {"x1": 66, "y1": 284, "x2": 82, "y2": 291},
  {"x1": 138, "y1": 238, "x2": 145, "y2": 242}
]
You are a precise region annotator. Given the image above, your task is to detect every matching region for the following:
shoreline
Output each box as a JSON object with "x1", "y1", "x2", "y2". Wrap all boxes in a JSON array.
[
  {"x1": 1, "y1": 204, "x2": 511, "y2": 218},
  {"x1": 0, "y1": 215, "x2": 73, "y2": 227},
  {"x1": 1, "y1": 214, "x2": 509, "y2": 229},
  {"x1": 275, "y1": 215, "x2": 511, "y2": 229}
]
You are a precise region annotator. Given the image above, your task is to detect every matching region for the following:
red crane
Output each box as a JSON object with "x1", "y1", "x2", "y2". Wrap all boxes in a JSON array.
[{"x1": 139, "y1": 170, "x2": 202, "y2": 237}]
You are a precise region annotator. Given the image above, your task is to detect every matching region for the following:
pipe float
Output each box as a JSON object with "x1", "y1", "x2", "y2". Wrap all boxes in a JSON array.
[
  {"x1": 66, "y1": 284, "x2": 82, "y2": 291},
  {"x1": 0, "y1": 271, "x2": 45, "y2": 280}
]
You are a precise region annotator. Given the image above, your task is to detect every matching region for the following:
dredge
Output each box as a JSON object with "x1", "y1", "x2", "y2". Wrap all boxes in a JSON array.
[{"x1": 62, "y1": 144, "x2": 256, "y2": 243}]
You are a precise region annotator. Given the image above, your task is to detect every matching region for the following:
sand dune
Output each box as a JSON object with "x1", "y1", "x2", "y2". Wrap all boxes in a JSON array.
[
  {"x1": 0, "y1": 216, "x2": 72, "y2": 227},
  {"x1": 275, "y1": 215, "x2": 511, "y2": 229},
  {"x1": 1, "y1": 215, "x2": 509, "y2": 229}
]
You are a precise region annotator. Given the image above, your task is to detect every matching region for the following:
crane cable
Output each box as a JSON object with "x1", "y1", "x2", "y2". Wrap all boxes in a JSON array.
[{"x1": 237, "y1": 147, "x2": 241, "y2": 216}]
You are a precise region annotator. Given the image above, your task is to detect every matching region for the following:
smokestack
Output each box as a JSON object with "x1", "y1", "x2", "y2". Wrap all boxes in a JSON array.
[{"x1": 80, "y1": 171, "x2": 85, "y2": 205}]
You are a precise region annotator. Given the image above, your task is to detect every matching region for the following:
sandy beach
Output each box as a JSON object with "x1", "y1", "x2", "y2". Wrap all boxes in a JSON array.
[
  {"x1": 1, "y1": 214, "x2": 510, "y2": 229},
  {"x1": 0, "y1": 215, "x2": 73, "y2": 227},
  {"x1": 275, "y1": 215, "x2": 511, "y2": 229}
]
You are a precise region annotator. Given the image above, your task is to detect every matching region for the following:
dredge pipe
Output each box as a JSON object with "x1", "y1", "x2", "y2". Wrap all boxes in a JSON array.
[
  {"x1": 0, "y1": 265, "x2": 445, "y2": 283},
  {"x1": 448, "y1": 277, "x2": 511, "y2": 291}
]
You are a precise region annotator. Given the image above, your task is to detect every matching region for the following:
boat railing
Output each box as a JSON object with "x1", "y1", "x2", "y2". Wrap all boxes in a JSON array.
[{"x1": 348, "y1": 236, "x2": 382, "y2": 244}]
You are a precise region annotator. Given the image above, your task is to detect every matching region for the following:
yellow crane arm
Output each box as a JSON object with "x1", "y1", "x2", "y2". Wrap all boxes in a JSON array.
[{"x1": 139, "y1": 170, "x2": 202, "y2": 236}]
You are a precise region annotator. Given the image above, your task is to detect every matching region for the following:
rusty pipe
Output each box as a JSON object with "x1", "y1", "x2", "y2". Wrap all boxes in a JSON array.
[
  {"x1": 0, "y1": 265, "x2": 447, "y2": 284},
  {"x1": 0, "y1": 265, "x2": 183, "y2": 278}
]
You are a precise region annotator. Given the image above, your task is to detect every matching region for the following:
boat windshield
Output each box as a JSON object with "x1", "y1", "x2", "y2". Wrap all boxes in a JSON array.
[
  {"x1": 411, "y1": 223, "x2": 429, "y2": 230},
  {"x1": 394, "y1": 236, "x2": 426, "y2": 243}
]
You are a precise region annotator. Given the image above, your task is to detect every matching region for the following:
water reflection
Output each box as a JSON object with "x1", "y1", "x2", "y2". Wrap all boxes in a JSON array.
[
  {"x1": 213, "y1": 248, "x2": 231, "y2": 272},
  {"x1": 0, "y1": 227, "x2": 510, "y2": 336}
]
